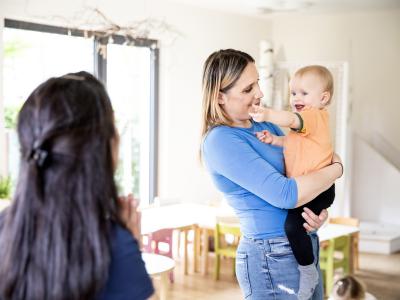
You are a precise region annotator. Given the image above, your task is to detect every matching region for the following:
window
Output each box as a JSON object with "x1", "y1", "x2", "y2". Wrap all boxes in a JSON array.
[{"x1": 2, "y1": 19, "x2": 158, "y2": 204}]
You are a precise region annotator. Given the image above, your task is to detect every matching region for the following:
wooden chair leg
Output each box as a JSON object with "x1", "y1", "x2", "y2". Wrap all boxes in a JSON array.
[
  {"x1": 354, "y1": 236, "x2": 360, "y2": 270},
  {"x1": 201, "y1": 228, "x2": 210, "y2": 275},
  {"x1": 354, "y1": 248, "x2": 359, "y2": 270},
  {"x1": 344, "y1": 236, "x2": 351, "y2": 275},
  {"x1": 214, "y1": 254, "x2": 220, "y2": 281},
  {"x1": 184, "y1": 229, "x2": 188, "y2": 275},
  {"x1": 176, "y1": 230, "x2": 181, "y2": 257},
  {"x1": 194, "y1": 225, "x2": 200, "y2": 273}
]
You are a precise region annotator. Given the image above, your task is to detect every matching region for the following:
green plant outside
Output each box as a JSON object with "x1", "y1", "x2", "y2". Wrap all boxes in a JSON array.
[
  {"x1": 114, "y1": 118, "x2": 140, "y2": 197},
  {"x1": 4, "y1": 39, "x2": 29, "y2": 59},
  {"x1": 4, "y1": 106, "x2": 20, "y2": 129},
  {"x1": 0, "y1": 176, "x2": 12, "y2": 199},
  {"x1": 3, "y1": 37, "x2": 29, "y2": 129}
]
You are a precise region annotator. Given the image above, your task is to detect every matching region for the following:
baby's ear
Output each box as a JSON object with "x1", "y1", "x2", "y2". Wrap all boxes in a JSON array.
[{"x1": 320, "y1": 91, "x2": 331, "y2": 105}]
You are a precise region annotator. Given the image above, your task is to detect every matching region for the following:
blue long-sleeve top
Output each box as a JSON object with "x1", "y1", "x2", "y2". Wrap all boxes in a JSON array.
[{"x1": 202, "y1": 121, "x2": 298, "y2": 239}]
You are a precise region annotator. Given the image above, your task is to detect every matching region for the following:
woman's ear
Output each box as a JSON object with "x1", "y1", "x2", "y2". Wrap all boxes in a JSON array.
[
  {"x1": 320, "y1": 91, "x2": 331, "y2": 106},
  {"x1": 218, "y1": 92, "x2": 226, "y2": 105}
]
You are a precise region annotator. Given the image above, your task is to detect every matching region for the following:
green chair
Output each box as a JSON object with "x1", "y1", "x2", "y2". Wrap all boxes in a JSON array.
[
  {"x1": 329, "y1": 217, "x2": 360, "y2": 272},
  {"x1": 214, "y1": 221, "x2": 241, "y2": 280},
  {"x1": 320, "y1": 235, "x2": 351, "y2": 295}
]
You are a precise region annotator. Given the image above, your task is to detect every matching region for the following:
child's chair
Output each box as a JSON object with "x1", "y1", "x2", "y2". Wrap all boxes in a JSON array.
[
  {"x1": 214, "y1": 220, "x2": 241, "y2": 280},
  {"x1": 153, "y1": 196, "x2": 198, "y2": 274},
  {"x1": 320, "y1": 234, "x2": 351, "y2": 296},
  {"x1": 329, "y1": 217, "x2": 360, "y2": 271},
  {"x1": 142, "y1": 228, "x2": 175, "y2": 282},
  {"x1": 153, "y1": 197, "x2": 185, "y2": 256}
]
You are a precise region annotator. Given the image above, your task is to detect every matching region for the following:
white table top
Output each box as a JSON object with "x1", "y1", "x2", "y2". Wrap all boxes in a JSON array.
[
  {"x1": 318, "y1": 223, "x2": 359, "y2": 242},
  {"x1": 142, "y1": 253, "x2": 175, "y2": 275},
  {"x1": 140, "y1": 203, "x2": 234, "y2": 233}
]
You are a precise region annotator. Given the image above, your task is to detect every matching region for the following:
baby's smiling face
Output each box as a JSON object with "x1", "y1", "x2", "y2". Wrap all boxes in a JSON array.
[{"x1": 289, "y1": 73, "x2": 328, "y2": 112}]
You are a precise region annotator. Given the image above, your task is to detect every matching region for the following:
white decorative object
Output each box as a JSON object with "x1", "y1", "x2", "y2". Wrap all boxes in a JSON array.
[
  {"x1": 259, "y1": 40, "x2": 274, "y2": 107},
  {"x1": 272, "y1": 68, "x2": 290, "y2": 110},
  {"x1": 36, "y1": 8, "x2": 180, "y2": 59}
]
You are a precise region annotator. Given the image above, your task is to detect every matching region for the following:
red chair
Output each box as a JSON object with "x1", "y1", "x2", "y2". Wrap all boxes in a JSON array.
[{"x1": 142, "y1": 228, "x2": 174, "y2": 282}]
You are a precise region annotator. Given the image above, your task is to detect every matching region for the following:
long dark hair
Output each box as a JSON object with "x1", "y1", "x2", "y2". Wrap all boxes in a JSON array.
[{"x1": 0, "y1": 72, "x2": 121, "y2": 300}]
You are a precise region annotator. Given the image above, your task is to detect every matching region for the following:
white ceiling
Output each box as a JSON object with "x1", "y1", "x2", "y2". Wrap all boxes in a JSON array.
[{"x1": 169, "y1": 0, "x2": 400, "y2": 18}]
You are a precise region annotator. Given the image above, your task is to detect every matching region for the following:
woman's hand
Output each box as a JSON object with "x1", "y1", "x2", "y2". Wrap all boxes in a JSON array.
[
  {"x1": 118, "y1": 194, "x2": 141, "y2": 240},
  {"x1": 249, "y1": 104, "x2": 270, "y2": 122},
  {"x1": 302, "y1": 207, "x2": 328, "y2": 232}
]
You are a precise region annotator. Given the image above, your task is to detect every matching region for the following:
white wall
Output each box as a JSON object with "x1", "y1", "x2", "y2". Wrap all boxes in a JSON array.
[
  {"x1": 352, "y1": 135, "x2": 400, "y2": 226},
  {"x1": 0, "y1": 0, "x2": 272, "y2": 203},
  {"x1": 271, "y1": 9, "x2": 400, "y2": 220},
  {"x1": 153, "y1": 5, "x2": 272, "y2": 204}
]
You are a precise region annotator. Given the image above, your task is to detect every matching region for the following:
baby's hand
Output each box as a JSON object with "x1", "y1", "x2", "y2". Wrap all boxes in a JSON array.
[
  {"x1": 249, "y1": 104, "x2": 269, "y2": 122},
  {"x1": 255, "y1": 130, "x2": 274, "y2": 144}
]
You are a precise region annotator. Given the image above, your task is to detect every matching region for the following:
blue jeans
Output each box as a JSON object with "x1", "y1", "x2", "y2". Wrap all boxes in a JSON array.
[{"x1": 235, "y1": 232, "x2": 323, "y2": 300}]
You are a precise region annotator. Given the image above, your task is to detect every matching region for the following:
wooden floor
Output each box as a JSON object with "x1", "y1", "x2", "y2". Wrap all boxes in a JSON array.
[
  {"x1": 151, "y1": 251, "x2": 400, "y2": 300},
  {"x1": 356, "y1": 252, "x2": 400, "y2": 300},
  {"x1": 152, "y1": 254, "x2": 241, "y2": 300}
]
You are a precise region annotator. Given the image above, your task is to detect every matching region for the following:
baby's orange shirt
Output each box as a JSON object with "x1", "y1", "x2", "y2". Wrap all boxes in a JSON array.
[{"x1": 284, "y1": 107, "x2": 333, "y2": 178}]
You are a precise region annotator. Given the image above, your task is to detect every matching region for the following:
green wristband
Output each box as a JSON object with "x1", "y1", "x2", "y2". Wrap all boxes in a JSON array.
[{"x1": 290, "y1": 112, "x2": 304, "y2": 133}]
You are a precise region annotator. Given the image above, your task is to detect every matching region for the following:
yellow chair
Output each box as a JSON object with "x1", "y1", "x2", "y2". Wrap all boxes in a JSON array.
[
  {"x1": 329, "y1": 217, "x2": 360, "y2": 271},
  {"x1": 214, "y1": 221, "x2": 241, "y2": 280},
  {"x1": 320, "y1": 235, "x2": 351, "y2": 295}
]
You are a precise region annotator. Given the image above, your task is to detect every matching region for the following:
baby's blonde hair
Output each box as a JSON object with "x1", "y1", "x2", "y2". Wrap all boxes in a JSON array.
[
  {"x1": 331, "y1": 275, "x2": 366, "y2": 300},
  {"x1": 294, "y1": 65, "x2": 334, "y2": 104}
]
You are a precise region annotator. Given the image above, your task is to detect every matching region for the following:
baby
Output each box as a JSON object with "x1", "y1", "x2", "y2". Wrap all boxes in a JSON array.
[
  {"x1": 329, "y1": 275, "x2": 377, "y2": 300},
  {"x1": 250, "y1": 65, "x2": 340, "y2": 300}
]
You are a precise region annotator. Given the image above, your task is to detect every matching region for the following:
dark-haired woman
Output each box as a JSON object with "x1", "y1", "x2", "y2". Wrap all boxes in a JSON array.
[{"x1": 0, "y1": 72, "x2": 154, "y2": 300}]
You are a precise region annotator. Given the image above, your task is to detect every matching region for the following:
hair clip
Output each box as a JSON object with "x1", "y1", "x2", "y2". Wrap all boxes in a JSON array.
[{"x1": 29, "y1": 148, "x2": 49, "y2": 168}]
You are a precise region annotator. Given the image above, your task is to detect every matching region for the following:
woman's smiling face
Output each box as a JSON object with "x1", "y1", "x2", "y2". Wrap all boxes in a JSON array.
[{"x1": 218, "y1": 62, "x2": 263, "y2": 127}]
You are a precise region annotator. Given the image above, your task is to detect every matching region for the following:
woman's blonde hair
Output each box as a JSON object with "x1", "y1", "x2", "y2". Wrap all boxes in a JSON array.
[
  {"x1": 331, "y1": 275, "x2": 366, "y2": 300},
  {"x1": 200, "y1": 49, "x2": 255, "y2": 139}
]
